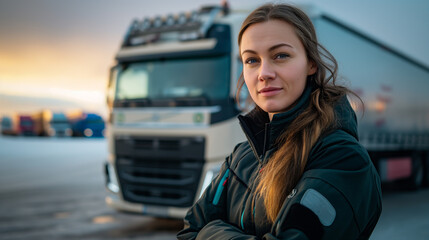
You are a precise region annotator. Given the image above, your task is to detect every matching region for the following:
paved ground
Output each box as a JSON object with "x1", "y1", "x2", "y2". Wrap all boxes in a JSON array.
[
  {"x1": 0, "y1": 136, "x2": 182, "y2": 240},
  {"x1": 0, "y1": 184, "x2": 183, "y2": 240},
  {"x1": 370, "y1": 187, "x2": 429, "y2": 240}
]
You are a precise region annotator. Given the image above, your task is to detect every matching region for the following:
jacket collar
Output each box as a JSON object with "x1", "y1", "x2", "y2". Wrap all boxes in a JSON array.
[{"x1": 238, "y1": 82, "x2": 359, "y2": 162}]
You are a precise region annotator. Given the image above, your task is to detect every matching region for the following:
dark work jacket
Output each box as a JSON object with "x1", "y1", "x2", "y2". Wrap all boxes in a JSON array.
[{"x1": 177, "y1": 86, "x2": 382, "y2": 240}]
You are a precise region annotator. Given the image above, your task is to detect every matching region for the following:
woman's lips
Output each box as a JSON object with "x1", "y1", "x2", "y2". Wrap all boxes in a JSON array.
[{"x1": 258, "y1": 87, "x2": 283, "y2": 97}]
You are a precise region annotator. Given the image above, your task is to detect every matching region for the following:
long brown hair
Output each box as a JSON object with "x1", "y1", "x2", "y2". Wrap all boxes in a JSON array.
[{"x1": 237, "y1": 4, "x2": 354, "y2": 222}]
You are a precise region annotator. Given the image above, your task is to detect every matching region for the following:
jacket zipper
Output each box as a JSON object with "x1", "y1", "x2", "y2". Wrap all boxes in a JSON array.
[
  {"x1": 241, "y1": 163, "x2": 267, "y2": 232},
  {"x1": 237, "y1": 119, "x2": 272, "y2": 231},
  {"x1": 251, "y1": 164, "x2": 263, "y2": 230},
  {"x1": 263, "y1": 123, "x2": 271, "y2": 160}
]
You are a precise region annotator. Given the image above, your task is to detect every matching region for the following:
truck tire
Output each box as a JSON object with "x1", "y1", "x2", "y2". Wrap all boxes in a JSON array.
[
  {"x1": 422, "y1": 152, "x2": 429, "y2": 188},
  {"x1": 406, "y1": 153, "x2": 424, "y2": 190}
]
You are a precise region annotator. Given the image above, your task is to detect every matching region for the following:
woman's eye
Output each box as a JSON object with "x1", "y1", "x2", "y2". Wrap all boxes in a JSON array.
[
  {"x1": 275, "y1": 53, "x2": 289, "y2": 60},
  {"x1": 245, "y1": 58, "x2": 258, "y2": 64}
]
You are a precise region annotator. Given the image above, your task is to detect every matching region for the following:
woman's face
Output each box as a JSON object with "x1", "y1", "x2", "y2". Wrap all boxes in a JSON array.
[{"x1": 240, "y1": 20, "x2": 316, "y2": 120}]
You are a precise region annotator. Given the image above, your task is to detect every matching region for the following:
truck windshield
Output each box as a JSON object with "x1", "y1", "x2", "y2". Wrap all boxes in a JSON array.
[{"x1": 115, "y1": 55, "x2": 230, "y2": 106}]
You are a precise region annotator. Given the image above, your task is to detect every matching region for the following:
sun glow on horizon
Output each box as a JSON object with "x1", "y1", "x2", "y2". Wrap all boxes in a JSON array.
[
  {"x1": 0, "y1": 80, "x2": 105, "y2": 102},
  {"x1": 0, "y1": 80, "x2": 107, "y2": 118},
  {"x1": 0, "y1": 39, "x2": 113, "y2": 118}
]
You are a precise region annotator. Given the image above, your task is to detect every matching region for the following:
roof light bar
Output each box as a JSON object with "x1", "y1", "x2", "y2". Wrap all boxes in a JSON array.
[{"x1": 122, "y1": 5, "x2": 224, "y2": 47}]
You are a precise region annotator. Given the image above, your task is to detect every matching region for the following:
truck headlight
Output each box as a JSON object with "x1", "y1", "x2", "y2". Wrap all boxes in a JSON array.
[
  {"x1": 199, "y1": 170, "x2": 214, "y2": 198},
  {"x1": 48, "y1": 128, "x2": 56, "y2": 136},
  {"x1": 84, "y1": 128, "x2": 93, "y2": 137},
  {"x1": 105, "y1": 162, "x2": 120, "y2": 193},
  {"x1": 199, "y1": 167, "x2": 221, "y2": 198},
  {"x1": 65, "y1": 128, "x2": 72, "y2": 136}
]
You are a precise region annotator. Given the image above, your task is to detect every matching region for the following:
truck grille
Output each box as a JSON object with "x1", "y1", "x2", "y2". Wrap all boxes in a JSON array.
[{"x1": 115, "y1": 136, "x2": 205, "y2": 207}]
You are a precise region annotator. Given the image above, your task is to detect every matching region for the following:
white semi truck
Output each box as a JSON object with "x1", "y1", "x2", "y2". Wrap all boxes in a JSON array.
[
  {"x1": 104, "y1": 3, "x2": 429, "y2": 218},
  {"x1": 33, "y1": 110, "x2": 72, "y2": 137}
]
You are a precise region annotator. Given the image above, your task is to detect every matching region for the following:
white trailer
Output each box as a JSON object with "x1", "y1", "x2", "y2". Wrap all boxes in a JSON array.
[{"x1": 313, "y1": 13, "x2": 429, "y2": 189}]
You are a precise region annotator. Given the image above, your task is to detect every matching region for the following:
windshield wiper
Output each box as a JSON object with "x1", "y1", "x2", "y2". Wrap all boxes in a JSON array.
[
  {"x1": 170, "y1": 94, "x2": 211, "y2": 106},
  {"x1": 114, "y1": 95, "x2": 213, "y2": 107},
  {"x1": 114, "y1": 98, "x2": 152, "y2": 107}
]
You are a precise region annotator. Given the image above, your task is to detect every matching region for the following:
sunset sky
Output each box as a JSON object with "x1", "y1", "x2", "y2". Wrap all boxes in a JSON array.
[{"x1": 1, "y1": 0, "x2": 428, "y2": 118}]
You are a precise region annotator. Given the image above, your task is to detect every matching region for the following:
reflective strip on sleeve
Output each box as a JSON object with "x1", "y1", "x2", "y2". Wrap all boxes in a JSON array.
[{"x1": 300, "y1": 188, "x2": 336, "y2": 226}]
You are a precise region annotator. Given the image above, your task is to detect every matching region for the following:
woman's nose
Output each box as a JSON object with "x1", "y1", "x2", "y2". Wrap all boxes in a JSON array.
[{"x1": 258, "y1": 61, "x2": 276, "y2": 81}]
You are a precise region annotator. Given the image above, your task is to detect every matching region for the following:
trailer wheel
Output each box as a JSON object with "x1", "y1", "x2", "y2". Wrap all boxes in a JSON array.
[
  {"x1": 407, "y1": 153, "x2": 424, "y2": 190},
  {"x1": 422, "y1": 152, "x2": 429, "y2": 188}
]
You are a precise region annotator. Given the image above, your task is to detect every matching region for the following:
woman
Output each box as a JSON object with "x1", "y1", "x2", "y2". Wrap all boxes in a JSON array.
[{"x1": 177, "y1": 3, "x2": 382, "y2": 240}]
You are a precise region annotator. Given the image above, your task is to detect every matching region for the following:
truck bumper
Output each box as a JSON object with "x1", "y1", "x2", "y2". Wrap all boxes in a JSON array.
[{"x1": 105, "y1": 192, "x2": 188, "y2": 219}]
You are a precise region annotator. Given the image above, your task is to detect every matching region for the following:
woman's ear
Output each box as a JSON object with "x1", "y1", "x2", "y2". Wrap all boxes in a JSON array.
[{"x1": 307, "y1": 61, "x2": 317, "y2": 75}]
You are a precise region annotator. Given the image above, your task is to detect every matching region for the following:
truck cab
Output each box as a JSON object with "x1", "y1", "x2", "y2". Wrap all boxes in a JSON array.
[
  {"x1": 33, "y1": 110, "x2": 72, "y2": 137},
  {"x1": 1, "y1": 116, "x2": 16, "y2": 136},
  {"x1": 18, "y1": 115, "x2": 35, "y2": 136},
  {"x1": 104, "y1": 4, "x2": 247, "y2": 218},
  {"x1": 69, "y1": 112, "x2": 105, "y2": 138}
]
